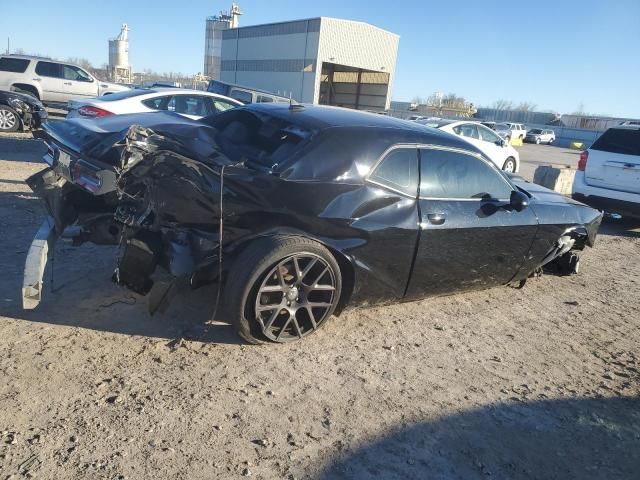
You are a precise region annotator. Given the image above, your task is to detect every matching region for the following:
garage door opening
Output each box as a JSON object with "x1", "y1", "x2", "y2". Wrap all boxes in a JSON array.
[{"x1": 318, "y1": 62, "x2": 390, "y2": 111}]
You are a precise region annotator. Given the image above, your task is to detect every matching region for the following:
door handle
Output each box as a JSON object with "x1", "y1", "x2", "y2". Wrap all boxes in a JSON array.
[
  {"x1": 426, "y1": 213, "x2": 446, "y2": 225},
  {"x1": 63, "y1": 82, "x2": 72, "y2": 85},
  {"x1": 33, "y1": 78, "x2": 41, "y2": 82}
]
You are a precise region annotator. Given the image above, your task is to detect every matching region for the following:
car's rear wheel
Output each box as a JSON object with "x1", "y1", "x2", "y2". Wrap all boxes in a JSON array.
[
  {"x1": 225, "y1": 236, "x2": 342, "y2": 344},
  {"x1": 502, "y1": 157, "x2": 516, "y2": 173},
  {"x1": 0, "y1": 106, "x2": 19, "y2": 132}
]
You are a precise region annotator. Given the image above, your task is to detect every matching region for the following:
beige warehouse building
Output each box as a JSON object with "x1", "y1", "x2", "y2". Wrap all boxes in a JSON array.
[{"x1": 215, "y1": 17, "x2": 399, "y2": 111}]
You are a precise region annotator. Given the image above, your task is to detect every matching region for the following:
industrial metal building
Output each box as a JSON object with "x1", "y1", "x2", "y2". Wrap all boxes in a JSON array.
[{"x1": 217, "y1": 17, "x2": 399, "y2": 110}]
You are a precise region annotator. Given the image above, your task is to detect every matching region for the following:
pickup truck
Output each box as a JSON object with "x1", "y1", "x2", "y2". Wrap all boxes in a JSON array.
[{"x1": 0, "y1": 55, "x2": 129, "y2": 108}]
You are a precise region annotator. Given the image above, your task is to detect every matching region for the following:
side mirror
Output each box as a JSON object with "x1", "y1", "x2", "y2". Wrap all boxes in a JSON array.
[
  {"x1": 496, "y1": 139, "x2": 505, "y2": 147},
  {"x1": 510, "y1": 190, "x2": 529, "y2": 212}
]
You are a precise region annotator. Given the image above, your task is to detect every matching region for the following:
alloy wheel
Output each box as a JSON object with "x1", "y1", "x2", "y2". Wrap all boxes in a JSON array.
[
  {"x1": 0, "y1": 109, "x2": 17, "y2": 131},
  {"x1": 503, "y1": 159, "x2": 516, "y2": 173},
  {"x1": 254, "y1": 253, "x2": 337, "y2": 342}
]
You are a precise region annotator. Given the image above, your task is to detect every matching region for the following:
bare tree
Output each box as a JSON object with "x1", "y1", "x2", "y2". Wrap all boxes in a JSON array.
[
  {"x1": 515, "y1": 102, "x2": 538, "y2": 112},
  {"x1": 492, "y1": 99, "x2": 513, "y2": 111}
]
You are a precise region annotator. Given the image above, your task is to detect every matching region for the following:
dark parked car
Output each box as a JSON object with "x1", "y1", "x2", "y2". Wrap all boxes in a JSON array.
[
  {"x1": 0, "y1": 89, "x2": 47, "y2": 132},
  {"x1": 24, "y1": 104, "x2": 602, "y2": 343}
]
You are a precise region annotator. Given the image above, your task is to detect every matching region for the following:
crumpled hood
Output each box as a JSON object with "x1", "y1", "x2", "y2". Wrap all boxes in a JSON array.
[{"x1": 42, "y1": 112, "x2": 219, "y2": 164}]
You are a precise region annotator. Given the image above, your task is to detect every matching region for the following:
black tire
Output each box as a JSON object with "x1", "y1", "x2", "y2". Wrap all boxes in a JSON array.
[
  {"x1": 502, "y1": 157, "x2": 516, "y2": 173},
  {"x1": 224, "y1": 236, "x2": 342, "y2": 344},
  {"x1": 505, "y1": 136, "x2": 511, "y2": 143},
  {"x1": 0, "y1": 105, "x2": 20, "y2": 132}
]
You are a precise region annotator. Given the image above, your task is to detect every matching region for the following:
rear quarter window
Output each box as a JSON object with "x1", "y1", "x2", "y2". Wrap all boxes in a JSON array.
[
  {"x1": 0, "y1": 57, "x2": 30, "y2": 73},
  {"x1": 591, "y1": 129, "x2": 640, "y2": 156}
]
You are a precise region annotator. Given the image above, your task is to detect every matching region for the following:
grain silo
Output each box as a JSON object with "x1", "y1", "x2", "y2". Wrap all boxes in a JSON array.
[
  {"x1": 108, "y1": 24, "x2": 132, "y2": 84},
  {"x1": 204, "y1": 3, "x2": 241, "y2": 79}
]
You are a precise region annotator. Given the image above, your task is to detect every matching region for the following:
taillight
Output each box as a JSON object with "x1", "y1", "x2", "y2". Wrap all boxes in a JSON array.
[
  {"x1": 78, "y1": 105, "x2": 113, "y2": 118},
  {"x1": 578, "y1": 150, "x2": 588, "y2": 171}
]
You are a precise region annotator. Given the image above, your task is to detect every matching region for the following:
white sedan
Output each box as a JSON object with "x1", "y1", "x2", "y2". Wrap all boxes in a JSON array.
[
  {"x1": 66, "y1": 88, "x2": 242, "y2": 120},
  {"x1": 416, "y1": 119, "x2": 521, "y2": 173}
]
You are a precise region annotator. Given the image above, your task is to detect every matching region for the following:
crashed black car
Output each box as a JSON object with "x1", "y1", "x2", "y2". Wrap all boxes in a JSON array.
[
  {"x1": 24, "y1": 103, "x2": 602, "y2": 343},
  {"x1": 0, "y1": 90, "x2": 47, "y2": 132}
]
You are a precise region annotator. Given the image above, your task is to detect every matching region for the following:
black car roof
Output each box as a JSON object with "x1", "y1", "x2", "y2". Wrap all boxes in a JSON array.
[{"x1": 243, "y1": 103, "x2": 476, "y2": 151}]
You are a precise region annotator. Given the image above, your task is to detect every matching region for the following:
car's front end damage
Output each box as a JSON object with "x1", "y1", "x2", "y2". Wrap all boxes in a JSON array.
[{"x1": 23, "y1": 114, "x2": 229, "y2": 310}]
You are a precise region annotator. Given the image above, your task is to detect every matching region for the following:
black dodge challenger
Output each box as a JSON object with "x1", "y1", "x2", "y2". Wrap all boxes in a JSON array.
[{"x1": 24, "y1": 103, "x2": 602, "y2": 343}]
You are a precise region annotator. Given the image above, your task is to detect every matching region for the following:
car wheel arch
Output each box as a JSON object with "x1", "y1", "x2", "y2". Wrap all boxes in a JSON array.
[{"x1": 11, "y1": 83, "x2": 40, "y2": 99}]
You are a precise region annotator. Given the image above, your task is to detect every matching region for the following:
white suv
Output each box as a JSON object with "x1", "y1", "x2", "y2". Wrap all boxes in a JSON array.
[
  {"x1": 0, "y1": 55, "x2": 129, "y2": 108},
  {"x1": 572, "y1": 125, "x2": 640, "y2": 218},
  {"x1": 505, "y1": 123, "x2": 527, "y2": 140}
]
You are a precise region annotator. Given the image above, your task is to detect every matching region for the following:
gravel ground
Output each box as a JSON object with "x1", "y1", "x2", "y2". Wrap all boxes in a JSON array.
[{"x1": 1, "y1": 136, "x2": 639, "y2": 479}]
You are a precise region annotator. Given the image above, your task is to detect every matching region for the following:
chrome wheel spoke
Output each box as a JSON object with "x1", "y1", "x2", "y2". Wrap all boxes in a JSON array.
[
  {"x1": 263, "y1": 309, "x2": 281, "y2": 330},
  {"x1": 311, "y1": 266, "x2": 329, "y2": 287},
  {"x1": 305, "y1": 306, "x2": 318, "y2": 329},
  {"x1": 291, "y1": 314, "x2": 303, "y2": 338},
  {"x1": 307, "y1": 302, "x2": 333, "y2": 308},
  {"x1": 293, "y1": 256, "x2": 303, "y2": 282},
  {"x1": 300, "y1": 258, "x2": 318, "y2": 284},
  {"x1": 276, "y1": 314, "x2": 294, "y2": 341}
]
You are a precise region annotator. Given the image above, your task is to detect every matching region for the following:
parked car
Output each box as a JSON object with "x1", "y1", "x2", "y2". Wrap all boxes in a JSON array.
[
  {"x1": 480, "y1": 121, "x2": 496, "y2": 130},
  {"x1": 67, "y1": 88, "x2": 242, "y2": 120},
  {"x1": 494, "y1": 123, "x2": 512, "y2": 141},
  {"x1": 0, "y1": 89, "x2": 47, "y2": 132},
  {"x1": 525, "y1": 128, "x2": 555, "y2": 144},
  {"x1": 416, "y1": 119, "x2": 520, "y2": 172},
  {"x1": 505, "y1": 123, "x2": 527, "y2": 140},
  {"x1": 207, "y1": 79, "x2": 291, "y2": 104},
  {"x1": 572, "y1": 125, "x2": 640, "y2": 218},
  {"x1": 24, "y1": 104, "x2": 601, "y2": 343},
  {"x1": 0, "y1": 55, "x2": 129, "y2": 108}
]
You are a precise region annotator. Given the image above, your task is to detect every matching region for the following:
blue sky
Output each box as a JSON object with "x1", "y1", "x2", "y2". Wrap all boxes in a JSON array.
[{"x1": 1, "y1": 0, "x2": 638, "y2": 116}]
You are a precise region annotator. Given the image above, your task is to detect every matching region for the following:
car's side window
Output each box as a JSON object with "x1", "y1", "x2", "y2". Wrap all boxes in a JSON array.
[
  {"x1": 165, "y1": 95, "x2": 210, "y2": 116},
  {"x1": 453, "y1": 124, "x2": 480, "y2": 139},
  {"x1": 63, "y1": 65, "x2": 92, "y2": 82},
  {"x1": 142, "y1": 96, "x2": 171, "y2": 111},
  {"x1": 420, "y1": 149, "x2": 513, "y2": 200},
  {"x1": 369, "y1": 148, "x2": 419, "y2": 197},
  {"x1": 229, "y1": 89, "x2": 253, "y2": 104},
  {"x1": 210, "y1": 98, "x2": 238, "y2": 113},
  {"x1": 478, "y1": 125, "x2": 501, "y2": 143},
  {"x1": 35, "y1": 61, "x2": 63, "y2": 78}
]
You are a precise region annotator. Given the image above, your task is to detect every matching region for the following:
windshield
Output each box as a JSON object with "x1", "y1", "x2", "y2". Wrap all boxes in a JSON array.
[
  {"x1": 495, "y1": 124, "x2": 509, "y2": 131},
  {"x1": 529, "y1": 129, "x2": 543, "y2": 134}
]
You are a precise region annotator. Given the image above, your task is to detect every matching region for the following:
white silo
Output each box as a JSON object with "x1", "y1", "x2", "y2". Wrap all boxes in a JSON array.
[
  {"x1": 204, "y1": 4, "x2": 242, "y2": 79},
  {"x1": 108, "y1": 24, "x2": 132, "y2": 84}
]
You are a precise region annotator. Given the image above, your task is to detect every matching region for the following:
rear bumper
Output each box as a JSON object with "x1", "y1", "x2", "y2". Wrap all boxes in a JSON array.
[
  {"x1": 572, "y1": 171, "x2": 640, "y2": 218},
  {"x1": 22, "y1": 217, "x2": 58, "y2": 309}
]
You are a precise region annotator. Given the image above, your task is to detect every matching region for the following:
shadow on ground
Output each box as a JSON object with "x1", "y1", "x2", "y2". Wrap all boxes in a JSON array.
[{"x1": 319, "y1": 396, "x2": 640, "y2": 480}]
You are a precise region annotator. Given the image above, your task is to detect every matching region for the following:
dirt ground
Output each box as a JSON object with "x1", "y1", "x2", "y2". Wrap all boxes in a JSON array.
[{"x1": 1, "y1": 136, "x2": 639, "y2": 479}]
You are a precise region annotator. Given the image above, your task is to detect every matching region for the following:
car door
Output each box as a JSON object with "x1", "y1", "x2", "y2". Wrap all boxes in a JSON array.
[
  {"x1": 34, "y1": 61, "x2": 67, "y2": 103},
  {"x1": 405, "y1": 146, "x2": 538, "y2": 299},
  {"x1": 61, "y1": 64, "x2": 97, "y2": 100},
  {"x1": 356, "y1": 146, "x2": 421, "y2": 302}
]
